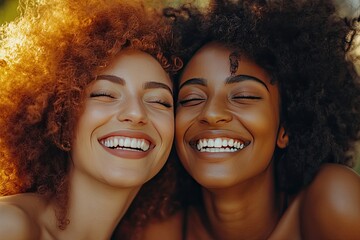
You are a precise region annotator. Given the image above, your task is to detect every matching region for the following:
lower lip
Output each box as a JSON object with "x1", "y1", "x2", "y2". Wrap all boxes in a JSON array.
[{"x1": 101, "y1": 144, "x2": 151, "y2": 159}]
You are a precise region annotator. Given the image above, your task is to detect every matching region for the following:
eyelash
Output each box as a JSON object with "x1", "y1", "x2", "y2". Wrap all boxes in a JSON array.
[
  {"x1": 178, "y1": 98, "x2": 205, "y2": 106},
  {"x1": 90, "y1": 92, "x2": 115, "y2": 98},
  {"x1": 90, "y1": 91, "x2": 172, "y2": 109},
  {"x1": 178, "y1": 95, "x2": 262, "y2": 107},
  {"x1": 149, "y1": 100, "x2": 173, "y2": 108},
  {"x1": 233, "y1": 95, "x2": 262, "y2": 100}
]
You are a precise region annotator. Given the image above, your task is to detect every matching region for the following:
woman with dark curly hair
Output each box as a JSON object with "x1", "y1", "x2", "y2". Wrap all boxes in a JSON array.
[
  {"x1": 0, "y1": 0, "x2": 182, "y2": 239},
  {"x1": 130, "y1": 0, "x2": 360, "y2": 239}
]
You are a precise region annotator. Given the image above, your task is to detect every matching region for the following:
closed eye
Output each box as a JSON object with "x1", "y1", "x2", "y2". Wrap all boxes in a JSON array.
[
  {"x1": 178, "y1": 98, "x2": 205, "y2": 107},
  {"x1": 233, "y1": 95, "x2": 262, "y2": 100},
  {"x1": 90, "y1": 92, "x2": 115, "y2": 99},
  {"x1": 148, "y1": 100, "x2": 173, "y2": 108}
]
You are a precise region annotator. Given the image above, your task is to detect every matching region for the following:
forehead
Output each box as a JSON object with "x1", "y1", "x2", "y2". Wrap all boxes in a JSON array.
[
  {"x1": 102, "y1": 49, "x2": 171, "y2": 85},
  {"x1": 180, "y1": 42, "x2": 271, "y2": 86}
]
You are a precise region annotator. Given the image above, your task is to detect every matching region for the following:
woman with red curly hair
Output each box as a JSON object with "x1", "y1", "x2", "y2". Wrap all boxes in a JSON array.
[{"x1": 0, "y1": 0, "x2": 181, "y2": 239}]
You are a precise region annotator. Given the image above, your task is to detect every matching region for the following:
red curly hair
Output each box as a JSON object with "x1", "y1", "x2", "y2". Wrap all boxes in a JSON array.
[{"x1": 0, "y1": 0, "x2": 182, "y2": 229}]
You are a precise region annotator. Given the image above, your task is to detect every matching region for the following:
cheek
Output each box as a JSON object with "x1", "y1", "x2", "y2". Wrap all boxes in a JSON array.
[
  {"x1": 151, "y1": 112, "x2": 174, "y2": 143},
  {"x1": 238, "y1": 106, "x2": 280, "y2": 137},
  {"x1": 79, "y1": 103, "x2": 117, "y2": 128},
  {"x1": 88, "y1": 104, "x2": 117, "y2": 120},
  {"x1": 73, "y1": 104, "x2": 117, "y2": 147},
  {"x1": 174, "y1": 110, "x2": 193, "y2": 165},
  {"x1": 149, "y1": 112, "x2": 174, "y2": 175},
  {"x1": 175, "y1": 112, "x2": 188, "y2": 146},
  {"x1": 175, "y1": 108, "x2": 196, "y2": 135}
]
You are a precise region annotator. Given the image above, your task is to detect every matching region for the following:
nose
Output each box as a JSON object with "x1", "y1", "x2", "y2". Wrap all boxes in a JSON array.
[
  {"x1": 198, "y1": 98, "x2": 232, "y2": 125},
  {"x1": 117, "y1": 98, "x2": 148, "y2": 125}
]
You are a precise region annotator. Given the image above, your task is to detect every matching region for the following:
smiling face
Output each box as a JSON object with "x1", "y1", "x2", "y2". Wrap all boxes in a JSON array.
[
  {"x1": 71, "y1": 50, "x2": 174, "y2": 188},
  {"x1": 176, "y1": 43, "x2": 288, "y2": 189}
]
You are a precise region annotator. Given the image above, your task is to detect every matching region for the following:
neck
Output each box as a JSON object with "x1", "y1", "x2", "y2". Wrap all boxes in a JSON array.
[
  {"x1": 47, "y1": 168, "x2": 140, "y2": 240},
  {"x1": 198, "y1": 165, "x2": 281, "y2": 240}
]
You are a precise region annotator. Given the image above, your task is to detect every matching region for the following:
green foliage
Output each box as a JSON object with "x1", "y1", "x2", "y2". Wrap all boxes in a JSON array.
[
  {"x1": 355, "y1": 156, "x2": 360, "y2": 175},
  {"x1": 0, "y1": 0, "x2": 19, "y2": 25}
]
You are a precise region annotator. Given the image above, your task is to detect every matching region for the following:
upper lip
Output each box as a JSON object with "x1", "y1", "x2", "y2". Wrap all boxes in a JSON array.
[{"x1": 98, "y1": 130, "x2": 155, "y2": 151}]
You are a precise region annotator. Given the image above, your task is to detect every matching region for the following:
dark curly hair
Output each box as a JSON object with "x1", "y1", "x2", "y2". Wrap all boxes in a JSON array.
[
  {"x1": 0, "y1": 0, "x2": 182, "y2": 229},
  {"x1": 166, "y1": 0, "x2": 360, "y2": 195}
]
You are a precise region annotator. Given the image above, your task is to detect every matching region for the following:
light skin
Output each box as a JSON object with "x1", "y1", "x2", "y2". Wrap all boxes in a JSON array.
[
  {"x1": 0, "y1": 50, "x2": 174, "y2": 240},
  {"x1": 141, "y1": 43, "x2": 360, "y2": 240}
]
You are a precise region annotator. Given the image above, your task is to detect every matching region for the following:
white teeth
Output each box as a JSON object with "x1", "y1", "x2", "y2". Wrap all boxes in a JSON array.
[
  {"x1": 100, "y1": 136, "x2": 150, "y2": 151},
  {"x1": 200, "y1": 147, "x2": 238, "y2": 153},
  {"x1": 196, "y1": 138, "x2": 246, "y2": 152},
  {"x1": 141, "y1": 140, "x2": 150, "y2": 151},
  {"x1": 113, "y1": 138, "x2": 119, "y2": 147},
  {"x1": 124, "y1": 138, "x2": 131, "y2": 147},
  {"x1": 214, "y1": 138, "x2": 222, "y2": 147},
  {"x1": 130, "y1": 139, "x2": 137, "y2": 148},
  {"x1": 140, "y1": 140, "x2": 145, "y2": 149}
]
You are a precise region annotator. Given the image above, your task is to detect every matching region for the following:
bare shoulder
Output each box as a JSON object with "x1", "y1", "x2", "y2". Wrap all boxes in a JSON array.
[
  {"x1": 301, "y1": 163, "x2": 360, "y2": 239},
  {"x1": 140, "y1": 211, "x2": 184, "y2": 240},
  {"x1": 0, "y1": 202, "x2": 40, "y2": 240},
  {"x1": 0, "y1": 194, "x2": 44, "y2": 240}
]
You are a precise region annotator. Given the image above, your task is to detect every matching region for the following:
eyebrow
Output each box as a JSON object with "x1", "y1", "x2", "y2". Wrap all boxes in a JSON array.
[
  {"x1": 226, "y1": 74, "x2": 269, "y2": 92},
  {"x1": 96, "y1": 74, "x2": 172, "y2": 94},
  {"x1": 96, "y1": 75, "x2": 125, "y2": 85},
  {"x1": 179, "y1": 75, "x2": 269, "y2": 92},
  {"x1": 179, "y1": 78, "x2": 207, "y2": 90},
  {"x1": 144, "y1": 82, "x2": 173, "y2": 95}
]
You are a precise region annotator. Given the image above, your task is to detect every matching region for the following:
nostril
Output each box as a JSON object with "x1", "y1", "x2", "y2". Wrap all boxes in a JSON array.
[
  {"x1": 116, "y1": 101, "x2": 148, "y2": 124},
  {"x1": 198, "y1": 100, "x2": 233, "y2": 125},
  {"x1": 199, "y1": 115, "x2": 232, "y2": 125},
  {"x1": 117, "y1": 111, "x2": 148, "y2": 125},
  {"x1": 199, "y1": 119, "x2": 208, "y2": 124},
  {"x1": 118, "y1": 116, "x2": 147, "y2": 124},
  {"x1": 216, "y1": 118, "x2": 230, "y2": 123}
]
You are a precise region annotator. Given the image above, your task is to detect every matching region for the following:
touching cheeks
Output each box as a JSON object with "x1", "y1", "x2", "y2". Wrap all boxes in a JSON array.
[
  {"x1": 71, "y1": 50, "x2": 174, "y2": 188},
  {"x1": 176, "y1": 42, "x2": 288, "y2": 188}
]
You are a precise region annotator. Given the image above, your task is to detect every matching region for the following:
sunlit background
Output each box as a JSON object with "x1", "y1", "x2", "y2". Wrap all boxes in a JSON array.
[{"x1": 0, "y1": 0, "x2": 359, "y2": 174}]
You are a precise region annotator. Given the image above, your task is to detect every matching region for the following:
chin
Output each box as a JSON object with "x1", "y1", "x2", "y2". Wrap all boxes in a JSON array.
[
  {"x1": 102, "y1": 171, "x2": 151, "y2": 189},
  {"x1": 193, "y1": 173, "x2": 238, "y2": 189}
]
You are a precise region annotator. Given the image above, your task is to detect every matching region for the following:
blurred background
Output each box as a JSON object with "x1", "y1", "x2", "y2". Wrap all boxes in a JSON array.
[
  {"x1": 0, "y1": 0, "x2": 359, "y2": 174},
  {"x1": 0, "y1": 0, "x2": 18, "y2": 24}
]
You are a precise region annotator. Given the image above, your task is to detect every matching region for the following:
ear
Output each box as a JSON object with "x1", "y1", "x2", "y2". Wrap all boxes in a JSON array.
[{"x1": 277, "y1": 126, "x2": 289, "y2": 149}]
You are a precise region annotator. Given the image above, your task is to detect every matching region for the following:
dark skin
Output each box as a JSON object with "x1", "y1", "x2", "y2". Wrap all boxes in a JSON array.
[
  {"x1": 176, "y1": 42, "x2": 287, "y2": 240},
  {"x1": 138, "y1": 43, "x2": 360, "y2": 240}
]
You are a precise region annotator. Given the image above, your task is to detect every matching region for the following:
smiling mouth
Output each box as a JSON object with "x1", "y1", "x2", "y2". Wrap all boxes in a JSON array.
[
  {"x1": 100, "y1": 136, "x2": 151, "y2": 152},
  {"x1": 193, "y1": 138, "x2": 249, "y2": 153}
]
